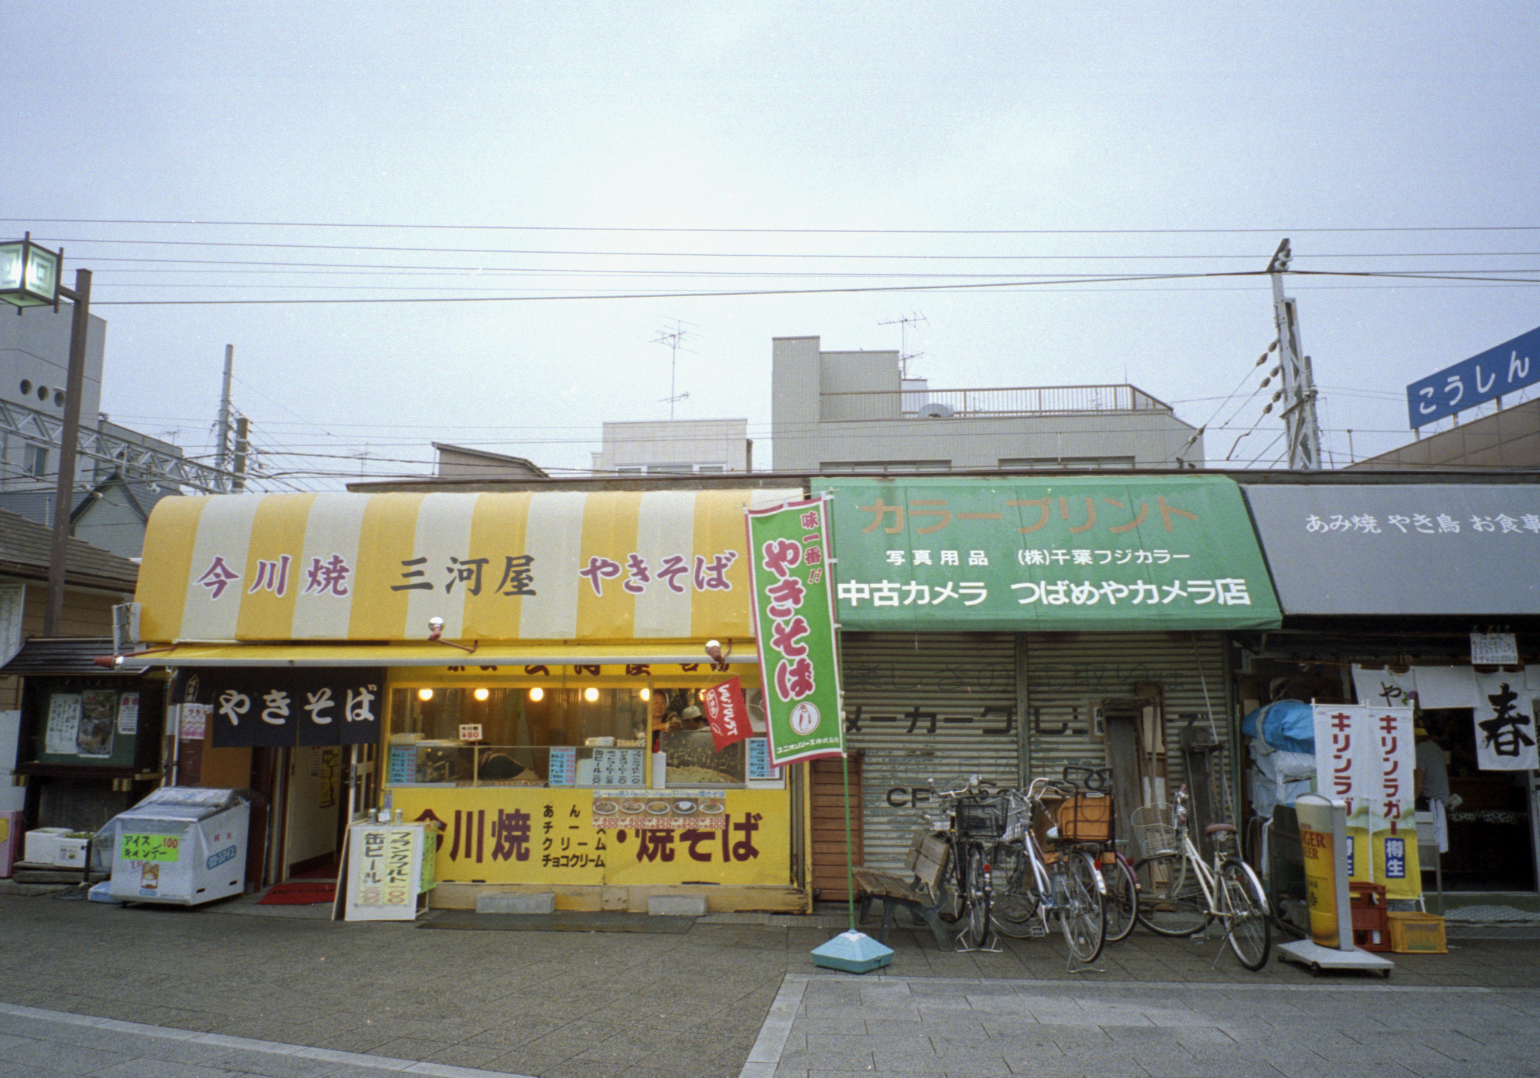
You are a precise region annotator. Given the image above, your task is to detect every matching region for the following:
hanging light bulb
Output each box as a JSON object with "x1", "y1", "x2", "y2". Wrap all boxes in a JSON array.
[
  {"x1": 528, "y1": 687, "x2": 544, "y2": 702},
  {"x1": 417, "y1": 688, "x2": 434, "y2": 702},
  {"x1": 584, "y1": 687, "x2": 599, "y2": 703},
  {"x1": 639, "y1": 688, "x2": 651, "y2": 702},
  {"x1": 474, "y1": 687, "x2": 490, "y2": 702}
]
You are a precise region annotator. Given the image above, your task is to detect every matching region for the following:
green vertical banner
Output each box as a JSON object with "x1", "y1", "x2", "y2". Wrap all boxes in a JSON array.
[{"x1": 746, "y1": 496, "x2": 845, "y2": 767}]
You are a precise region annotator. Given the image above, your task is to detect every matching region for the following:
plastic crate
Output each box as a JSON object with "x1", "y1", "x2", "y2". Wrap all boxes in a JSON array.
[
  {"x1": 1387, "y1": 911, "x2": 1446, "y2": 954},
  {"x1": 1057, "y1": 794, "x2": 1113, "y2": 842},
  {"x1": 1349, "y1": 882, "x2": 1389, "y2": 951},
  {"x1": 955, "y1": 797, "x2": 1006, "y2": 840}
]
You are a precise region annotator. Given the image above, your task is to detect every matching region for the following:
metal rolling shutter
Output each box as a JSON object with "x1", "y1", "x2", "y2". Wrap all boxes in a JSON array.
[
  {"x1": 1021, "y1": 631, "x2": 1232, "y2": 813},
  {"x1": 841, "y1": 632, "x2": 1020, "y2": 873}
]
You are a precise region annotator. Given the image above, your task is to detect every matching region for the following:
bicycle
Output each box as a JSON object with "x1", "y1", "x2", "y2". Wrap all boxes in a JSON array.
[
  {"x1": 921, "y1": 774, "x2": 1001, "y2": 951},
  {"x1": 1130, "y1": 785, "x2": 1272, "y2": 970},
  {"x1": 987, "y1": 777, "x2": 1107, "y2": 966},
  {"x1": 1057, "y1": 764, "x2": 1141, "y2": 944}
]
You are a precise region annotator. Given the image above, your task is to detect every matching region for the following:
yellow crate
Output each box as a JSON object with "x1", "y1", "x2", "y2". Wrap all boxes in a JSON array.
[{"x1": 1387, "y1": 911, "x2": 1446, "y2": 954}]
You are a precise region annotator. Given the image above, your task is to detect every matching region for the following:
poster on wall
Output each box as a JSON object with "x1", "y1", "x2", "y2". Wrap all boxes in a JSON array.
[
  {"x1": 745, "y1": 496, "x2": 845, "y2": 767},
  {"x1": 1313, "y1": 704, "x2": 1422, "y2": 902},
  {"x1": 44, "y1": 694, "x2": 82, "y2": 755}
]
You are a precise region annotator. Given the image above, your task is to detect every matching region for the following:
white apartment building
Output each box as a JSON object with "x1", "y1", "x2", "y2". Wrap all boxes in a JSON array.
[
  {"x1": 770, "y1": 336, "x2": 1205, "y2": 472},
  {"x1": 590, "y1": 418, "x2": 752, "y2": 475}
]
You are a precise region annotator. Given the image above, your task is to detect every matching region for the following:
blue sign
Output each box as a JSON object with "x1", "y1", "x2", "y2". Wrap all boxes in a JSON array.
[{"x1": 1407, "y1": 324, "x2": 1540, "y2": 428}]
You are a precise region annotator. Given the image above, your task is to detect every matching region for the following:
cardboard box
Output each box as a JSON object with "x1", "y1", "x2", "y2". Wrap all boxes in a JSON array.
[
  {"x1": 24, "y1": 828, "x2": 90, "y2": 868},
  {"x1": 1387, "y1": 911, "x2": 1446, "y2": 954}
]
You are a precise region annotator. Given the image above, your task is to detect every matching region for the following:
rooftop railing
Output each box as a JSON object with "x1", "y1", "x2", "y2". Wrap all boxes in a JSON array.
[{"x1": 820, "y1": 384, "x2": 1175, "y2": 422}]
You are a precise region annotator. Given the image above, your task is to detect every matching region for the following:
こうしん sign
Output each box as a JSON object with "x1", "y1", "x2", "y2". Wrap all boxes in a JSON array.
[{"x1": 746, "y1": 497, "x2": 844, "y2": 767}]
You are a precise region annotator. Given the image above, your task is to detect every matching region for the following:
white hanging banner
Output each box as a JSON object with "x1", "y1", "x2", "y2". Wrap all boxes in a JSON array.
[
  {"x1": 1473, "y1": 670, "x2": 1538, "y2": 771},
  {"x1": 1350, "y1": 666, "x2": 1418, "y2": 710},
  {"x1": 1314, "y1": 705, "x2": 1376, "y2": 807}
]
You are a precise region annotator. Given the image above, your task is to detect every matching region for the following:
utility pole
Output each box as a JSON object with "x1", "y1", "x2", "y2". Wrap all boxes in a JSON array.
[
  {"x1": 216, "y1": 344, "x2": 234, "y2": 487},
  {"x1": 1267, "y1": 240, "x2": 1322, "y2": 470}
]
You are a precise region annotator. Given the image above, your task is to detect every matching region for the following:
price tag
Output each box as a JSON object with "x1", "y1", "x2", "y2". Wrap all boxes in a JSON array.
[{"x1": 120, "y1": 833, "x2": 181, "y2": 862}]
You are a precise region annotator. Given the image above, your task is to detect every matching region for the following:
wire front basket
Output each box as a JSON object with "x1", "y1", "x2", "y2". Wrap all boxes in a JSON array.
[
  {"x1": 1131, "y1": 802, "x2": 1178, "y2": 856},
  {"x1": 955, "y1": 796, "x2": 1007, "y2": 840}
]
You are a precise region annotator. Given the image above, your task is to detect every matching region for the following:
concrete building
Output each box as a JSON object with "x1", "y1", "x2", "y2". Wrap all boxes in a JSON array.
[
  {"x1": 1348, "y1": 398, "x2": 1540, "y2": 472},
  {"x1": 590, "y1": 418, "x2": 751, "y2": 475},
  {"x1": 770, "y1": 336, "x2": 1205, "y2": 472},
  {"x1": 433, "y1": 442, "x2": 549, "y2": 481},
  {"x1": 0, "y1": 303, "x2": 199, "y2": 556}
]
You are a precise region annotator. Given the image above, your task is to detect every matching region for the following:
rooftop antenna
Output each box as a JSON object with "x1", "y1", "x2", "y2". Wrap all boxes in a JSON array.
[
  {"x1": 879, "y1": 311, "x2": 928, "y2": 379},
  {"x1": 651, "y1": 318, "x2": 699, "y2": 419}
]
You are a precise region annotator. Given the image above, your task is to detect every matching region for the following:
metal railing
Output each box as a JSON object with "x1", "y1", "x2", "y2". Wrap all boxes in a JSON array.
[{"x1": 821, "y1": 384, "x2": 1175, "y2": 422}]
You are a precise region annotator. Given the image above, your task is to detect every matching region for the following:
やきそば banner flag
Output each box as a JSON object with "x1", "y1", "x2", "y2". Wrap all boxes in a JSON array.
[{"x1": 746, "y1": 497, "x2": 844, "y2": 767}]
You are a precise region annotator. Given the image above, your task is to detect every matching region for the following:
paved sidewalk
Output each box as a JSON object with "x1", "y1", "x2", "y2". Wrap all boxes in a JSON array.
[{"x1": 1, "y1": 888, "x2": 1538, "y2": 1078}]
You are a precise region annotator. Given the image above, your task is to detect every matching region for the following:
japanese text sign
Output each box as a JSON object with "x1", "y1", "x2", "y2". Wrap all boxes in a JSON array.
[
  {"x1": 703, "y1": 676, "x2": 753, "y2": 751},
  {"x1": 180, "y1": 667, "x2": 384, "y2": 748},
  {"x1": 746, "y1": 497, "x2": 845, "y2": 767},
  {"x1": 1241, "y1": 483, "x2": 1540, "y2": 617},
  {"x1": 1406, "y1": 322, "x2": 1540, "y2": 429},
  {"x1": 814, "y1": 476, "x2": 1280, "y2": 631},
  {"x1": 1313, "y1": 705, "x2": 1416, "y2": 827},
  {"x1": 136, "y1": 489, "x2": 800, "y2": 644}
]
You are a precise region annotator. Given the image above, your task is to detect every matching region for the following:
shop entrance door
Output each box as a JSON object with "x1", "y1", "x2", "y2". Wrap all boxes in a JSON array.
[{"x1": 284, "y1": 746, "x2": 342, "y2": 877}]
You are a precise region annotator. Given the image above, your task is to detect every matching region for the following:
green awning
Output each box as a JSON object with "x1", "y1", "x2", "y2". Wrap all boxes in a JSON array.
[{"x1": 815, "y1": 476, "x2": 1282, "y2": 632}]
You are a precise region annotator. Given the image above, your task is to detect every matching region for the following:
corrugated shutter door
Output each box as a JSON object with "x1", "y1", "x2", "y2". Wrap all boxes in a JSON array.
[
  {"x1": 842, "y1": 632, "x2": 1019, "y2": 873},
  {"x1": 1022, "y1": 631, "x2": 1231, "y2": 808}
]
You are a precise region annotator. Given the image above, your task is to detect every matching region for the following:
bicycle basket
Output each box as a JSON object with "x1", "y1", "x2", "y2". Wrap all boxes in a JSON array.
[
  {"x1": 954, "y1": 796, "x2": 1007, "y2": 840},
  {"x1": 1130, "y1": 802, "x2": 1177, "y2": 855},
  {"x1": 1000, "y1": 794, "x2": 1031, "y2": 845},
  {"x1": 1057, "y1": 793, "x2": 1113, "y2": 842}
]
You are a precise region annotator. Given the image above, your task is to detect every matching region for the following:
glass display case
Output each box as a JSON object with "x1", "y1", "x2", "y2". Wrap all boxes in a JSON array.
[{"x1": 385, "y1": 684, "x2": 766, "y2": 790}]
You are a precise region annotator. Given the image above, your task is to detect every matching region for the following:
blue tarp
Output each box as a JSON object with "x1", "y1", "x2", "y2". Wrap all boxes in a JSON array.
[{"x1": 1240, "y1": 699, "x2": 1315, "y2": 755}]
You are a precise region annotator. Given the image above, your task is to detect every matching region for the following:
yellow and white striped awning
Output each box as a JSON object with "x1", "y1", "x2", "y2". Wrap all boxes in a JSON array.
[{"x1": 137, "y1": 489, "x2": 801, "y2": 644}]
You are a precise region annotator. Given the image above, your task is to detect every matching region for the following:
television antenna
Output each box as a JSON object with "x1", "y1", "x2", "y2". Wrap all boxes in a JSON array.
[
  {"x1": 651, "y1": 318, "x2": 700, "y2": 419},
  {"x1": 879, "y1": 311, "x2": 928, "y2": 378}
]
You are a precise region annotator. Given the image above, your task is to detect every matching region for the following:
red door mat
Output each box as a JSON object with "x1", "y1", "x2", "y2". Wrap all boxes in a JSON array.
[{"x1": 258, "y1": 881, "x2": 337, "y2": 905}]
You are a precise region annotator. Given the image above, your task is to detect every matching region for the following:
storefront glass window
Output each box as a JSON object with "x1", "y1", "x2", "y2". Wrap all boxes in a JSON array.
[{"x1": 386, "y1": 685, "x2": 753, "y2": 789}]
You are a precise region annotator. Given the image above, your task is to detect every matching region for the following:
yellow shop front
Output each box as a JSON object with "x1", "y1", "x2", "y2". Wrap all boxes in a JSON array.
[{"x1": 131, "y1": 487, "x2": 811, "y2": 912}]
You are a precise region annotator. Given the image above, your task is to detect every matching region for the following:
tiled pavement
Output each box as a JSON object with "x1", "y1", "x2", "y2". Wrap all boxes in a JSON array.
[{"x1": 2, "y1": 888, "x2": 1538, "y2": 1078}]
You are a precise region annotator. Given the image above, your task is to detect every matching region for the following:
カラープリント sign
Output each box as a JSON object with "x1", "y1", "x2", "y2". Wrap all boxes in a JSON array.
[
  {"x1": 815, "y1": 476, "x2": 1281, "y2": 632},
  {"x1": 745, "y1": 497, "x2": 844, "y2": 767}
]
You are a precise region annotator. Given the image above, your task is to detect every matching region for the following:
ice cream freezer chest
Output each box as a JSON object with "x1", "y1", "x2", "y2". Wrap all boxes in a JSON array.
[{"x1": 101, "y1": 788, "x2": 252, "y2": 905}]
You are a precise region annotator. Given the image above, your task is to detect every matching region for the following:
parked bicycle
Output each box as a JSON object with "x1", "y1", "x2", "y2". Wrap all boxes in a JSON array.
[
  {"x1": 1057, "y1": 764, "x2": 1140, "y2": 944},
  {"x1": 919, "y1": 774, "x2": 1001, "y2": 950},
  {"x1": 987, "y1": 776, "x2": 1108, "y2": 965},
  {"x1": 1131, "y1": 785, "x2": 1272, "y2": 970}
]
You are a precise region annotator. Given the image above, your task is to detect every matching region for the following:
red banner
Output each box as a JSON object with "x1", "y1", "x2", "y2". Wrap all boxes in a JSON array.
[{"x1": 702, "y1": 676, "x2": 753, "y2": 751}]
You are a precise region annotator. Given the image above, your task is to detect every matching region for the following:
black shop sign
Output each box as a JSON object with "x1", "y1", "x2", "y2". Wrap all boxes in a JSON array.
[{"x1": 179, "y1": 667, "x2": 385, "y2": 748}]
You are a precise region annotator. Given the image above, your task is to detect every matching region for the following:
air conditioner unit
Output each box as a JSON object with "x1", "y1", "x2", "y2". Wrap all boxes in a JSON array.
[{"x1": 917, "y1": 403, "x2": 954, "y2": 419}]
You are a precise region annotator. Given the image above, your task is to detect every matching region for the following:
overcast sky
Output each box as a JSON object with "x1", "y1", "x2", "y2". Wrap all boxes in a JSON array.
[{"x1": 6, "y1": 2, "x2": 1538, "y2": 486}]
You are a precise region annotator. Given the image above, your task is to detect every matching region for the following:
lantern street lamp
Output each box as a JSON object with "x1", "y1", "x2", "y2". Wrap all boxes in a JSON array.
[
  {"x1": 1, "y1": 234, "x2": 93, "y2": 636},
  {"x1": 0, "y1": 234, "x2": 63, "y2": 309}
]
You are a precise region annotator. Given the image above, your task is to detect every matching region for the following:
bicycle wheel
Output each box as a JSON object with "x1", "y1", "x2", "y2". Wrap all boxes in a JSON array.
[
  {"x1": 964, "y1": 845, "x2": 991, "y2": 947},
  {"x1": 1133, "y1": 853, "x2": 1212, "y2": 937},
  {"x1": 1056, "y1": 850, "x2": 1106, "y2": 964},
  {"x1": 1219, "y1": 858, "x2": 1272, "y2": 970},
  {"x1": 1100, "y1": 853, "x2": 1139, "y2": 943},
  {"x1": 989, "y1": 842, "x2": 1041, "y2": 938}
]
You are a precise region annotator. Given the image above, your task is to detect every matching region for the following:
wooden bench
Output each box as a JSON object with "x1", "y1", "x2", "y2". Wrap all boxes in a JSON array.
[{"x1": 853, "y1": 829, "x2": 952, "y2": 950}]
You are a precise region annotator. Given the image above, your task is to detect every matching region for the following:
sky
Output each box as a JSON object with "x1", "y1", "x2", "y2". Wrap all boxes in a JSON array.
[{"x1": 5, "y1": 2, "x2": 1539, "y2": 487}]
